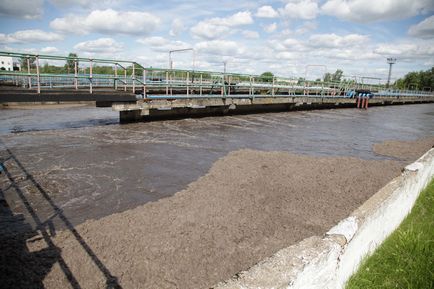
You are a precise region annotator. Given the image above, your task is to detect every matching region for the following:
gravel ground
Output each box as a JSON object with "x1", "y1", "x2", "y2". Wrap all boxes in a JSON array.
[{"x1": 0, "y1": 137, "x2": 433, "y2": 289}]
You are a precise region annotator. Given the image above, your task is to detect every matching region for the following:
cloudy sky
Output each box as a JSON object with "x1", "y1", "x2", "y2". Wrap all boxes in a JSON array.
[{"x1": 1, "y1": 0, "x2": 433, "y2": 82}]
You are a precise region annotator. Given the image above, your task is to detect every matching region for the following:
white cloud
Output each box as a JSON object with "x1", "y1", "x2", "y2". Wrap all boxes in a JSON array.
[
  {"x1": 255, "y1": 5, "x2": 279, "y2": 18},
  {"x1": 321, "y1": 0, "x2": 434, "y2": 23},
  {"x1": 0, "y1": 0, "x2": 43, "y2": 19},
  {"x1": 0, "y1": 30, "x2": 64, "y2": 44},
  {"x1": 73, "y1": 38, "x2": 123, "y2": 53},
  {"x1": 190, "y1": 24, "x2": 231, "y2": 40},
  {"x1": 279, "y1": 0, "x2": 319, "y2": 20},
  {"x1": 242, "y1": 30, "x2": 260, "y2": 39},
  {"x1": 373, "y1": 40, "x2": 434, "y2": 60},
  {"x1": 408, "y1": 15, "x2": 434, "y2": 38},
  {"x1": 170, "y1": 19, "x2": 185, "y2": 36},
  {"x1": 208, "y1": 11, "x2": 254, "y2": 26},
  {"x1": 275, "y1": 51, "x2": 297, "y2": 60},
  {"x1": 295, "y1": 21, "x2": 318, "y2": 34},
  {"x1": 264, "y1": 23, "x2": 278, "y2": 33},
  {"x1": 49, "y1": 0, "x2": 120, "y2": 7},
  {"x1": 308, "y1": 33, "x2": 369, "y2": 48},
  {"x1": 195, "y1": 40, "x2": 244, "y2": 56},
  {"x1": 50, "y1": 9, "x2": 160, "y2": 35},
  {"x1": 190, "y1": 11, "x2": 253, "y2": 39},
  {"x1": 41, "y1": 46, "x2": 59, "y2": 53},
  {"x1": 137, "y1": 36, "x2": 190, "y2": 52}
]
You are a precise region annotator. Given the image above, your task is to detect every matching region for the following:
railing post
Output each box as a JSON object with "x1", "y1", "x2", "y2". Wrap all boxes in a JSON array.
[
  {"x1": 74, "y1": 60, "x2": 78, "y2": 90},
  {"x1": 186, "y1": 71, "x2": 189, "y2": 97},
  {"x1": 27, "y1": 57, "x2": 32, "y2": 89},
  {"x1": 170, "y1": 71, "x2": 173, "y2": 96},
  {"x1": 124, "y1": 67, "x2": 127, "y2": 92},
  {"x1": 143, "y1": 68, "x2": 146, "y2": 98},
  {"x1": 200, "y1": 73, "x2": 203, "y2": 97},
  {"x1": 222, "y1": 73, "x2": 226, "y2": 97},
  {"x1": 89, "y1": 59, "x2": 93, "y2": 94},
  {"x1": 35, "y1": 55, "x2": 40, "y2": 94},
  {"x1": 132, "y1": 62, "x2": 135, "y2": 94},
  {"x1": 272, "y1": 76, "x2": 275, "y2": 96},
  {"x1": 114, "y1": 63, "x2": 118, "y2": 90},
  {"x1": 249, "y1": 75, "x2": 252, "y2": 96},
  {"x1": 166, "y1": 71, "x2": 169, "y2": 95},
  {"x1": 228, "y1": 75, "x2": 231, "y2": 96}
]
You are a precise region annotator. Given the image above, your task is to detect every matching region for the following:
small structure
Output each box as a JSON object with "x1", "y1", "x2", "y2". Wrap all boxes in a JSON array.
[{"x1": 0, "y1": 56, "x2": 13, "y2": 71}]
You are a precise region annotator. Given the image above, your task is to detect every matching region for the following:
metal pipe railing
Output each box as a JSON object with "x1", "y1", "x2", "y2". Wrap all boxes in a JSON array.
[{"x1": 1, "y1": 51, "x2": 433, "y2": 99}]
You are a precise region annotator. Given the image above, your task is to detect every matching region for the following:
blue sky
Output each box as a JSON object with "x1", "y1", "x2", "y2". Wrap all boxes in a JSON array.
[{"x1": 1, "y1": 0, "x2": 433, "y2": 82}]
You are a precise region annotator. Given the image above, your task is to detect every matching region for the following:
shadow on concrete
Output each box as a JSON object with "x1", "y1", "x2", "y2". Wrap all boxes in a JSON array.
[{"x1": 0, "y1": 142, "x2": 122, "y2": 289}]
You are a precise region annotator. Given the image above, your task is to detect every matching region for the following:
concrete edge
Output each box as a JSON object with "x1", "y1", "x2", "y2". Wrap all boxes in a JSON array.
[{"x1": 214, "y1": 148, "x2": 434, "y2": 289}]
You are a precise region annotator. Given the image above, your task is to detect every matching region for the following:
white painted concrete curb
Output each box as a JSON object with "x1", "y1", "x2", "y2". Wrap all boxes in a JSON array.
[{"x1": 214, "y1": 148, "x2": 434, "y2": 289}]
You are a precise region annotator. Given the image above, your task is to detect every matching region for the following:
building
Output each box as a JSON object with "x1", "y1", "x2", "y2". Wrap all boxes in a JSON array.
[{"x1": 0, "y1": 56, "x2": 14, "y2": 71}]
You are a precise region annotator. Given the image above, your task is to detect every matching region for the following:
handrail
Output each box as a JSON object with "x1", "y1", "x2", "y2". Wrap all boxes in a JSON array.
[{"x1": 1, "y1": 51, "x2": 433, "y2": 98}]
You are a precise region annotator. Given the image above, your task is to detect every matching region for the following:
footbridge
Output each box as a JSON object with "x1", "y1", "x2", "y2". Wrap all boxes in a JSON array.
[{"x1": 1, "y1": 51, "x2": 433, "y2": 122}]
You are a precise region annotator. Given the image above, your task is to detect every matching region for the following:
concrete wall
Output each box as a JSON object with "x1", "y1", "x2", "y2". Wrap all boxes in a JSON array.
[{"x1": 214, "y1": 148, "x2": 434, "y2": 289}]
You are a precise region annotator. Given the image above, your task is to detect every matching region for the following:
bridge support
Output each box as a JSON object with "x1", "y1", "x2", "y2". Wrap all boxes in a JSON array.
[{"x1": 120, "y1": 110, "x2": 141, "y2": 123}]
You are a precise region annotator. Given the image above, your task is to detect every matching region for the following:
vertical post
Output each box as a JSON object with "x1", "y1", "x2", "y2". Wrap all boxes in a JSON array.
[
  {"x1": 166, "y1": 71, "x2": 169, "y2": 95},
  {"x1": 124, "y1": 67, "x2": 127, "y2": 91},
  {"x1": 252, "y1": 76, "x2": 255, "y2": 96},
  {"x1": 272, "y1": 76, "x2": 275, "y2": 96},
  {"x1": 74, "y1": 60, "x2": 78, "y2": 90},
  {"x1": 221, "y1": 75, "x2": 225, "y2": 97},
  {"x1": 27, "y1": 57, "x2": 31, "y2": 89},
  {"x1": 186, "y1": 71, "x2": 189, "y2": 97},
  {"x1": 36, "y1": 56, "x2": 40, "y2": 94},
  {"x1": 143, "y1": 68, "x2": 146, "y2": 98},
  {"x1": 114, "y1": 64, "x2": 118, "y2": 90},
  {"x1": 132, "y1": 62, "x2": 135, "y2": 94},
  {"x1": 200, "y1": 73, "x2": 203, "y2": 97},
  {"x1": 228, "y1": 76, "x2": 231, "y2": 96},
  {"x1": 249, "y1": 76, "x2": 252, "y2": 96},
  {"x1": 89, "y1": 59, "x2": 93, "y2": 94},
  {"x1": 170, "y1": 71, "x2": 173, "y2": 96}
]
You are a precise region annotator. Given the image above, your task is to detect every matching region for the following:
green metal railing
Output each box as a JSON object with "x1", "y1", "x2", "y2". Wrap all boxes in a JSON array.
[{"x1": 1, "y1": 51, "x2": 433, "y2": 99}]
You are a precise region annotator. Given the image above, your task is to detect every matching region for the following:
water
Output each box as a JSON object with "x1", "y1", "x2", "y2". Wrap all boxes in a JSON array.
[{"x1": 0, "y1": 104, "x2": 433, "y2": 228}]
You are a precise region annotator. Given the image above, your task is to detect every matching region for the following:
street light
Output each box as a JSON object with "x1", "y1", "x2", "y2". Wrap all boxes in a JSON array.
[
  {"x1": 168, "y1": 48, "x2": 195, "y2": 70},
  {"x1": 386, "y1": 57, "x2": 396, "y2": 88}
]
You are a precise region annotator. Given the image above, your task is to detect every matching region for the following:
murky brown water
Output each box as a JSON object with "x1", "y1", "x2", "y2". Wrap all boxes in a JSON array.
[{"x1": 1, "y1": 104, "x2": 433, "y2": 229}]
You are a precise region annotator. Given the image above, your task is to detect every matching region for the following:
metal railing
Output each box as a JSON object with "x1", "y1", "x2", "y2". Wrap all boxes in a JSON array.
[{"x1": 1, "y1": 51, "x2": 433, "y2": 99}]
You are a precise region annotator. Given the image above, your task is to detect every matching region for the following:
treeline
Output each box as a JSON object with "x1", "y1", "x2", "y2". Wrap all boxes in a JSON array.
[{"x1": 394, "y1": 67, "x2": 434, "y2": 90}]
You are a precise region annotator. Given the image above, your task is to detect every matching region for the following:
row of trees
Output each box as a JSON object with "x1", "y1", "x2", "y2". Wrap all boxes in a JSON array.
[{"x1": 394, "y1": 67, "x2": 434, "y2": 91}]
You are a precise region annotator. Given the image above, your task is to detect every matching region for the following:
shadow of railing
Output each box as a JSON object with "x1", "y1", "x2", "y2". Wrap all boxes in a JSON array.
[{"x1": 0, "y1": 142, "x2": 122, "y2": 289}]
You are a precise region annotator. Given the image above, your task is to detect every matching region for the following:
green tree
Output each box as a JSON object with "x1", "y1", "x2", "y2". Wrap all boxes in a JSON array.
[
  {"x1": 394, "y1": 67, "x2": 434, "y2": 91},
  {"x1": 324, "y1": 69, "x2": 344, "y2": 82},
  {"x1": 19, "y1": 56, "x2": 36, "y2": 71},
  {"x1": 65, "y1": 53, "x2": 78, "y2": 74},
  {"x1": 323, "y1": 72, "x2": 332, "y2": 82},
  {"x1": 332, "y1": 69, "x2": 343, "y2": 82},
  {"x1": 260, "y1": 71, "x2": 274, "y2": 82}
]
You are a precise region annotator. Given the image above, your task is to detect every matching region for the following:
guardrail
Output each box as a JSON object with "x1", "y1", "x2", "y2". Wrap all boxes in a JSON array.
[{"x1": 1, "y1": 51, "x2": 433, "y2": 99}]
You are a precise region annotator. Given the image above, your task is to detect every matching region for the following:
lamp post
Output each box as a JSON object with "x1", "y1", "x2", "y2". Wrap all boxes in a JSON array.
[
  {"x1": 386, "y1": 57, "x2": 396, "y2": 88},
  {"x1": 168, "y1": 48, "x2": 195, "y2": 70}
]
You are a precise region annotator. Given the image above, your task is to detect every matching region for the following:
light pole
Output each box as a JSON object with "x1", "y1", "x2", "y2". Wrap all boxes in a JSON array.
[
  {"x1": 168, "y1": 48, "x2": 195, "y2": 70},
  {"x1": 386, "y1": 57, "x2": 396, "y2": 88}
]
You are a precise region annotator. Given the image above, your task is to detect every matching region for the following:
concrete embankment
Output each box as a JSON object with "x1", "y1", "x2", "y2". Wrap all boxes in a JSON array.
[
  {"x1": 113, "y1": 96, "x2": 434, "y2": 122},
  {"x1": 214, "y1": 146, "x2": 434, "y2": 289}
]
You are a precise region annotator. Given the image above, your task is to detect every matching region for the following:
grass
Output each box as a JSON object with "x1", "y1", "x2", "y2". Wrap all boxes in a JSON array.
[{"x1": 346, "y1": 179, "x2": 434, "y2": 289}]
